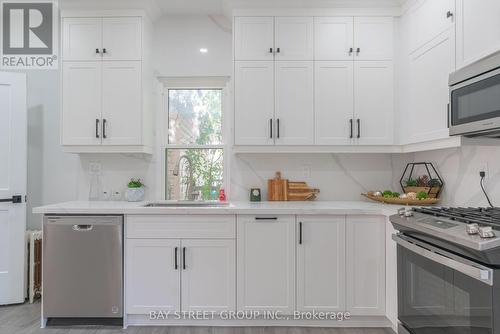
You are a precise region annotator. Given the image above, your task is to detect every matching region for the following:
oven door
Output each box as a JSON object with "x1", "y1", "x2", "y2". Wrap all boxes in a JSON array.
[
  {"x1": 394, "y1": 234, "x2": 494, "y2": 334},
  {"x1": 449, "y1": 67, "x2": 500, "y2": 136}
]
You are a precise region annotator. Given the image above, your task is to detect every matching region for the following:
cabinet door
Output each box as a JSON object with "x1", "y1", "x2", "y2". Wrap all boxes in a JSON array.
[
  {"x1": 101, "y1": 61, "x2": 142, "y2": 146},
  {"x1": 456, "y1": 0, "x2": 500, "y2": 67},
  {"x1": 126, "y1": 239, "x2": 181, "y2": 314},
  {"x1": 61, "y1": 62, "x2": 102, "y2": 146},
  {"x1": 234, "y1": 17, "x2": 274, "y2": 61},
  {"x1": 234, "y1": 61, "x2": 274, "y2": 145},
  {"x1": 354, "y1": 17, "x2": 393, "y2": 60},
  {"x1": 354, "y1": 61, "x2": 394, "y2": 145},
  {"x1": 102, "y1": 17, "x2": 142, "y2": 61},
  {"x1": 181, "y1": 240, "x2": 235, "y2": 312},
  {"x1": 346, "y1": 216, "x2": 385, "y2": 316},
  {"x1": 297, "y1": 216, "x2": 346, "y2": 312},
  {"x1": 314, "y1": 17, "x2": 354, "y2": 61},
  {"x1": 315, "y1": 61, "x2": 354, "y2": 145},
  {"x1": 275, "y1": 61, "x2": 314, "y2": 145},
  {"x1": 407, "y1": 30, "x2": 454, "y2": 143},
  {"x1": 237, "y1": 215, "x2": 295, "y2": 313},
  {"x1": 275, "y1": 17, "x2": 314, "y2": 60},
  {"x1": 62, "y1": 17, "x2": 102, "y2": 61}
]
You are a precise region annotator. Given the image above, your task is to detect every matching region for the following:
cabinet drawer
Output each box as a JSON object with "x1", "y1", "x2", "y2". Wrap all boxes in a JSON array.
[{"x1": 126, "y1": 215, "x2": 236, "y2": 239}]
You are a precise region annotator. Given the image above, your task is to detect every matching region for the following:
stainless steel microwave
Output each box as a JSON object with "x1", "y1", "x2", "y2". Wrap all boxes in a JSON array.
[{"x1": 449, "y1": 50, "x2": 500, "y2": 137}]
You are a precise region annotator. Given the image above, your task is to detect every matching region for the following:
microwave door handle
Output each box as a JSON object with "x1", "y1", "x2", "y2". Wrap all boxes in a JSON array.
[{"x1": 392, "y1": 234, "x2": 493, "y2": 286}]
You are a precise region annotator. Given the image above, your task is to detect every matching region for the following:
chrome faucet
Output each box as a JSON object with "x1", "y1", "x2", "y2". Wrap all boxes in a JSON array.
[{"x1": 172, "y1": 155, "x2": 199, "y2": 200}]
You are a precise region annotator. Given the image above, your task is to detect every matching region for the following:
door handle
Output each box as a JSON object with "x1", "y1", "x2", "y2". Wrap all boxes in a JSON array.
[
  {"x1": 0, "y1": 195, "x2": 22, "y2": 203},
  {"x1": 356, "y1": 47, "x2": 360, "y2": 55},
  {"x1": 182, "y1": 247, "x2": 186, "y2": 270},
  {"x1": 102, "y1": 119, "x2": 107, "y2": 139},
  {"x1": 269, "y1": 48, "x2": 273, "y2": 54},
  {"x1": 102, "y1": 48, "x2": 107, "y2": 54},
  {"x1": 357, "y1": 119, "x2": 361, "y2": 138},
  {"x1": 349, "y1": 119, "x2": 353, "y2": 138},
  {"x1": 72, "y1": 225, "x2": 93, "y2": 231},
  {"x1": 276, "y1": 47, "x2": 280, "y2": 53},
  {"x1": 349, "y1": 47, "x2": 353, "y2": 55},
  {"x1": 95, "y1": 119, "x2": 100, "y2": 138},
  {"x1": 277, "y1": 118, "x2": 280, "y2": 139},
  {"x1": 270, "y1": 118, "x2": 273, "y2": 139},
  {"x1": 299, "y1": 222, "x2": 303, "y2": 244},
  {"x1": 174, "y1": 247, "x2": 178, "y2": 270},
  {"x1": 446, "y1": 11, "x2": 453, "y2": 19},
  {"x1": 95, "y1": 48, "x2": 100, "y2": 54}
]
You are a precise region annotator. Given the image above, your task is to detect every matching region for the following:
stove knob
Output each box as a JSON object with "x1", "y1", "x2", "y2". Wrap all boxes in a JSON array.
[
  {"x1": 466, "y1": 223, "x2": 479, "y2": 235},
  {"x1": 478, "y1": 226, "x2": 496, "y2": 239}
]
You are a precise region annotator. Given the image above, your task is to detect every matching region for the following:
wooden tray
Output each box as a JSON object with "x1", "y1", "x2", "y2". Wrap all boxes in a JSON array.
[{"x1": 362, "y1": 193, "x2": 440, "y2": 205}]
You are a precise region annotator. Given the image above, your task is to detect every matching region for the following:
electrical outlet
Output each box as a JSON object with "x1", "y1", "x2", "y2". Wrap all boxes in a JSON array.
[
  {"x1": 89, "y1": 162, "x2": 102, "y2": 175},
  {"x1": 479, "y1": 162, "x2": 489, "y2": 179},
  {"x1": 301, "y1": 165, "x2": 311, "y2": 178}
]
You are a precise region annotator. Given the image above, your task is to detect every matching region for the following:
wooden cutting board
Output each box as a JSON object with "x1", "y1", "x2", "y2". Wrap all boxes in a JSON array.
[
  {"x1": 267, "y1": 172, "x2": 320, "y2": 201},
  {"x1": 268, "y1": 172, "x2": 288, "y2": 201}
]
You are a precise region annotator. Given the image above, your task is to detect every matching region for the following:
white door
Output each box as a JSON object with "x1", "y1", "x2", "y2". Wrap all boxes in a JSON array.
[
  {"x1": 346, "y1": 216, "x2": 386, "y2": 316},
  {"x1": 0, "y1": 72, "x2": 26, "y2": 305},
  {"x1": 181, "y1": 239, "x2": 235, "y2": 312},
  {"x1": 297, "y1": 216, "x2": 346, "y2": 312},
  {"x1": 102, "y1": 17, "x2": 142, "y2": 61},
  {"x1": 275, "y1": 61, "x2": 314, "y2": 145},
  {"x1": 234, "y1": 61, "x2": 274, "y2": 145},
  {"x1": 456, "y1": 0, "x2": 500, "y2": 67},
  {"x1": 315, "y1": 61, "x2": 354, "y2": 145},
  {"x1": 275, "y1": 17, "x2": 314, "y2": 60},
  {"x1": 62, "y1": 17, "x2": 102, "y2": 61},
  {"x1": 126, "y1": 239, "x2": 181, "y2": 314},
  {"x1": 314, "y1": 17, "x2": 354, "y2": 61},
  {"x1": 101, "y1": 61, "x2": 142, "y2": 146},
  {"x1": 354, "y1": 61, "x2": 394, "y2": 145},
  {"x1": 353, "y1": 17, "x2": 393, "y2": 60},
  {"x1": 61, "y1": 62, "x2": 103, "y2": 146},
  {"x1": 234, "y1": 17, "x2": 274, "y2": 61},
  {"x1": 237, "y1": 215, "x2": 295, "y2": 313}
]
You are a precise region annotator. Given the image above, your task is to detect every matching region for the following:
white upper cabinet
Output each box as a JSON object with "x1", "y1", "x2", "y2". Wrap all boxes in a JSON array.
[
  {"x1": 354, "y1": 17, "x2": 393, "y2": 60},
  {"x1": 102, "y1": 17, "x2": 142, "y2": 61},
  {"x1": 275, "y1": 61, "x2": 314, "y2": 145},
  {"x1": 62, "y1": 18, "x2": 102, "y2": 61},
  {"x1": 234, "y1": 61, "x2": 274, "y2": 145},
  {"x1": 354, "y1": 61, "x2": 394, "y2": 145},
  {"x1": 409, "y1": 0, "x2": 455, "y2": 52},
  {"x1": 234, "y1": 17, "x2": 274, "y2": 60},
  {"x1": 101, "y1": 61, "x2": 142, "y2": 146},
  {"x1": 314, "y1": 17, "x2": 354, "y2": 61},
  {"x1": 315, "y1": 61, "x2": 354, "y2": 145},
  {"x1": 456, "y1": 0, "x2": 500, "y2": 67},
  {"x1": 297, "y1": 216, "x2": 346, "y2": 312},
  {"x1": 274, "y1": 17, "x2": 314, "y2": 60}
]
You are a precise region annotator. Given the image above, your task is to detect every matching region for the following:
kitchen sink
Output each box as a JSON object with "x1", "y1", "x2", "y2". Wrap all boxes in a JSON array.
[{"x1": 143, "y1": 201, "x2": 230, "y2": 208}]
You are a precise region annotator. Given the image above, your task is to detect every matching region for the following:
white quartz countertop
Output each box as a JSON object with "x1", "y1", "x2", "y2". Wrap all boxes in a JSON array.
[{"x1": 33, "y1": 200, "x2": 400, "y2": 216}]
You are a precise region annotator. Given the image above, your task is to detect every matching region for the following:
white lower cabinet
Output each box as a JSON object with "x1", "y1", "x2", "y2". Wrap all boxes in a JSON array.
[
  {"x1": 297, "y1": 216, "x2": 346, "y2": 312},
  {"x1": 346, "y1": 216, "x2": 386, "y2": 315},
  {"x1": 237, "y1": 215, "x2": 295, "y2": 313}
]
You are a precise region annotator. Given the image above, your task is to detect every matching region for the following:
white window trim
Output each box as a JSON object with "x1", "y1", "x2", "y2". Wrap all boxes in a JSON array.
[{"x1": 158, "y1": 76, "x2": 231, "y2": 200}]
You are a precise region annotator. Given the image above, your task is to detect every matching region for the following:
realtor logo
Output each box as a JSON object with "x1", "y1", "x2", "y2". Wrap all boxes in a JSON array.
[{"x1": 1, "y1": 0, "x2": 58, "y2": 69}]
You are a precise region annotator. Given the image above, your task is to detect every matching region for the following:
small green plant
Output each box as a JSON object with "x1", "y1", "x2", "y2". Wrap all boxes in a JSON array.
[
  {"x1": 382, "y1": 190, "x2": 394, "y2": 197},
  {"x1": 405, "y1": 178, "x2": 417, "y2": 187},
  {"x1": 128, "y1": 178, "x2": 144, "y2": 188},
  {"x1": 416, "y1": 191, "x2": 428, "y2": 200},
  {"x1": 392, "y1": 192, "x2": 401, "y2": 198},
  {"x1": 428, "y1": 178, "x2": 442, "y2": 187}
]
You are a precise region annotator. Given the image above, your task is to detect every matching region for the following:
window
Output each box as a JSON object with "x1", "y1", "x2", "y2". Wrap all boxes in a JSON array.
[{"x1": 164, "y1": 86, "x2": 225, "y2": 201}]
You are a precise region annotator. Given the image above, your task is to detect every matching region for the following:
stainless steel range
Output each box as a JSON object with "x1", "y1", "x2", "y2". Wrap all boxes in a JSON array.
[{"x1": 391, "y1": 207, "x2": 500, "y2": 334}]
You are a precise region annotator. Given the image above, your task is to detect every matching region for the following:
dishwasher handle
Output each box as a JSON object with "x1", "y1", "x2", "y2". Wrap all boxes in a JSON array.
[{"x1": 72, "y1": 224, "x2": 94, "y2": 231}]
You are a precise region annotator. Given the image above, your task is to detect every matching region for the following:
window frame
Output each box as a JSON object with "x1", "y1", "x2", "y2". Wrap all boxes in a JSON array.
[{"x1": 159, "y1": 77, "x2": 230, "y2": 201}]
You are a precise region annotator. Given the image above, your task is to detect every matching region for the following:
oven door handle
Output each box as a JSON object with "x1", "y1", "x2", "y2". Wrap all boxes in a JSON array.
[{"x1": 393, "y1": 234, "x2": 494, "y2": 286}]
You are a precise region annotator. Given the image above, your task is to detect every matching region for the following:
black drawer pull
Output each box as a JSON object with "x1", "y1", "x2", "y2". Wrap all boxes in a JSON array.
[{"x1": 255, "y1": 217, "x2": 278, "y2": 220}]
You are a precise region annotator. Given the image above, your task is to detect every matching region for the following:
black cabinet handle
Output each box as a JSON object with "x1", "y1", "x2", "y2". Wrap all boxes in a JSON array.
[
  {"x1": 357, "y1": 119, "x2": 361, "y2": 138},
  {"x1": 356, "y1": 47, "x2": 360, "y2": 55},
  {"x1": 276, "y1": 47, "x2": 280, "y2": 53},
  {"x1": 174, "y1": 247, "x2": 178, "y2": 270},
  {"x1": 102, "y1": 48, "x2": 107, "y2": 54},
  {"x1": 95, "y1": 119, "x2": 100, "y2": 138},
  {"x1": 446, "y1": 11, "x2": 453, "y2": 19},
  {"x1": 277, "y1": 118, "x2": 280, "y2": 138},
  {"x1": 0, "y1": 195, "x2": 22, "y2": 203},
  {"x1": 269, "y1": 48, "x2": 273, "y2": 53},
  {"x1": 270, "y1": 119, "x2": 273, "y2": 139},
  {"x1": 255, "y1": 217, "x2": 278, "y2": 220},
  {"x1": 299, "y1": 222, "x2": 302, "y2": 244},
  {"x1": 349, "y1": 119, "x2": 353, "y2": 138},
  {"x1": 349, "y1": 47, "x2": 353, "y2": 55},
  {"x1": 182, "y1": 247, "x2": 186, "y2": 270},
  {"x1": 102, "y1": 119, "x2": 107, "y2": 139},
  {"x1": 95, "y1": 48, "x2": 100, "y2": 54}
]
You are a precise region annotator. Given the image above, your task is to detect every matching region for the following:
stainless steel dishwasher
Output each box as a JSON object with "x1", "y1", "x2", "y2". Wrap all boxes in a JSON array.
[{"x1": 43, "y1": 215, "x2": 123, "y2": 323}]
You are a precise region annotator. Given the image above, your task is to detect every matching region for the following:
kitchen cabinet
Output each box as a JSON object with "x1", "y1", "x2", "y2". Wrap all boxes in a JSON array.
[
  {"x1": 237, "y1": 215, "x2": 295, "y2": 313},
  {"x1": 346, "y1": 216, "x2": 386, "y2": 316},
  {"x1": 354, "y1": 61, "x2": 394, "y2": 145},
  {"x1": 314, "y1": 17, "x2": 354, "y2": 61},
  {"x1": 274, "y1": 17, "x2": 314, "y2": 60},
  {"x1": 275, "y1": 61, "x2": 314, "y2": 145},
  {"x1": 234, "y1": 17, "x2": 274, "y2": 61},
  {"x1": 62, "y1": 17, "x2": 141, "y2": 61},
  {"x1": 126, "y1": 239, "x2": 181, "y2": 314},
  {"x1": 61, "y1": 13, "x2": 151, "y2": 153},
  {"x1": 234, "y1": 61, "x2": 274, "y2": 145},
  {"x1": 353, "y1": 17, "x2": 393, "y2": 61},
  {"x1": 296, "y1": 216, "x2": 346, "y2": 312},
  {"x1": 456, "y1": 0, "x2": 500, "y2": 67}
]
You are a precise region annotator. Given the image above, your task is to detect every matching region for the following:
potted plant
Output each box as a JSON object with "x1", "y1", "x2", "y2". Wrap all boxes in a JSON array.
[{"x1": 126, "y1": 178, "x2": 145, "y2": 202}]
